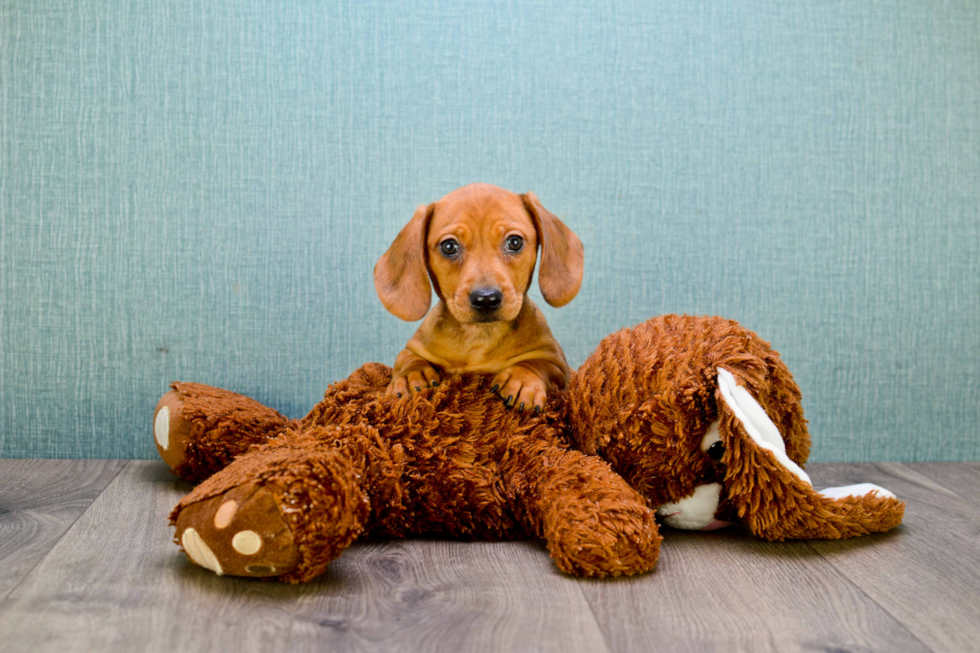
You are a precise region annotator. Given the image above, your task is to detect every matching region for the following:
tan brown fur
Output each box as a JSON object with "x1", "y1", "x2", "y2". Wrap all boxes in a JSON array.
[
  {"x1": 159, "y1": 315, "x2": 903, "y2": 583},
  {"x1": 374, "y1": 184, "x2": 584, "y2": 412}
]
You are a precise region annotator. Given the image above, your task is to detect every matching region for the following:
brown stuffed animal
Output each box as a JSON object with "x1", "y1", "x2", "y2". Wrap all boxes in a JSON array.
[{"x1": 154, "y1": 315, "x2": 903, "y2": 582}]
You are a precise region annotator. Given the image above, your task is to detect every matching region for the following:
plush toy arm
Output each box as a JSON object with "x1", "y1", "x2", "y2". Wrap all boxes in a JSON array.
[
  {"x1": 509, "y1": 443, "x2": 661, "y2": 577},
  {"x1": 716, "y1": 368, "x2": 905, "y2": 541}
]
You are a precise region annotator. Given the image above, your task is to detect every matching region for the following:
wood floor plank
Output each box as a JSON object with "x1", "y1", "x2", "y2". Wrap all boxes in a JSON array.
[
  {"x1": 0, "y1": 461, "x2": 608, "y2": 653},
  {"x1": 579, "y1": 521, "x2": 928, "y2": 652},
  {"x1": 0, "y1": 459, "x2": 126, "y2": 602},
  {"x1": 910, "y1": 462, "x2": 980, "y2": 503},
  {"x1": 0, "y1": 461, "x2": 310, "y2": 653},
  {"x1": 281, "y1": 539, "x2": 610, "y2": 653},
  {"x1": 5, "y1": 460, "x2": 977, "y2": 652},
  {"x1": 805, "y1": 463, "x2": 980, "y2": 653}
]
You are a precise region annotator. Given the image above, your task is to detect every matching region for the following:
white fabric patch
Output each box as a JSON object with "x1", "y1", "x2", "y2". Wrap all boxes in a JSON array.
[
  {"x1": 700, "y1": 421, "x2": 722, "y2": 452},
  {"x1": 181, "y1": 527, "x2": 223, "y2": 575},
  {"x1": 716, "y1": 368, "x2": 811, "y2": 486},
  {"x1": 819, "y1": 483, "x2": 897, "y2": 500},
  {"x1": 657, "y1": 483, "x2": 723, "y2": 530},
  {"x1": 214, "y1": 500, "x2": 238, "y2": 529},
  {"x1": 231, "y1": 530, "x2": 263, "y2": 555},
  {"x1": 154, "y1": 406, "x2": 170, "y2": 451}
]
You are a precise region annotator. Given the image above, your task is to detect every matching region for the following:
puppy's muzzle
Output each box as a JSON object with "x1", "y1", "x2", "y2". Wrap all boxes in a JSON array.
[{"x1": 469, "y1": 287, "x2": 503, "y2": 315}]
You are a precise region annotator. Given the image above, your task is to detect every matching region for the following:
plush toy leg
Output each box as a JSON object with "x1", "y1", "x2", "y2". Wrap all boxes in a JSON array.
[
  {"x1": 715, "y1": 368, "x2": 905, "y2": 540},
  {"x1": 154, "y1": 382, "x2": 298, "y2": 483},
  {"x1": 517, "y1": 447, "x2": 661, "y2": 577},
  {"x1": 171, "y1": 442, "x2": 370, "y2": 583}
]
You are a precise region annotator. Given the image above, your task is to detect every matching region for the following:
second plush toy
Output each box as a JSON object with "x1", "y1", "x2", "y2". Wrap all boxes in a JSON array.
[{"x1": 154, "y1": 315, "x2": 904, "y2": 582}]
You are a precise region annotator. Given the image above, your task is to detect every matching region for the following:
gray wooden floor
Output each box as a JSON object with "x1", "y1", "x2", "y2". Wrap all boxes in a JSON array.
[{"x1": 1, "y1": 460, "x2": 978, "y2": 653}]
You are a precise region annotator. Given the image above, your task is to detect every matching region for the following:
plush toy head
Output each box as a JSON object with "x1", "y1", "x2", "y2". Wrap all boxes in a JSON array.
[{"x1": 569, "y1": 314, "x2": 904, "y2": 540}]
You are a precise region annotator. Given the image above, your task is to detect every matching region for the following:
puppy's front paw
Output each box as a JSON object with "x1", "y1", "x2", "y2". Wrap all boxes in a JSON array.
[
  {"x1": 386, "y1": 364, "x2": 441, "y2": 398},
  {"x1": 491, "y1": 366, "x2": 548, "y2": 413}
]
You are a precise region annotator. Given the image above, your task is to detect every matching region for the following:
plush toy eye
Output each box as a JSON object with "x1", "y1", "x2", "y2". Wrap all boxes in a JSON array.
[
  {"x1": 706, "y1": 440, "x2": 725, "y2": 462},
  {"x1": 440, "y1": 239, "x2": 460, "y2": 257},
  {"x1": 505, "y1": 235, "x2": 524, "y2": 252}
]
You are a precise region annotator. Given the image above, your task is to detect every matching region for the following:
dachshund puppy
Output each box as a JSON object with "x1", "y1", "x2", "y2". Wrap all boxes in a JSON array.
[{"x1": 374, "y1": 183, "x2": 584, "y2": 412}]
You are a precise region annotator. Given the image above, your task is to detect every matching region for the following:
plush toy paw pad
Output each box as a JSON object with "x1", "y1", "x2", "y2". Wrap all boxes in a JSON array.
[
  {"x1": 175, "y1": 484, "x2": 300, "y2": 578},
  {"x1": 231, "y1": 530, "x2": 263, "y2": 555},
  {"x1": 181, "y1": 527, "x2": 224, "y2": 575},
  {"x1": 154, "y1": 405, "x2": 170, "y2": 450},
  {"x1": 153, "y1": 390, "x2": 194, "y2": 471},
  {"x1": 213, "y1": 500, "x2": 238, "y2": 528}
]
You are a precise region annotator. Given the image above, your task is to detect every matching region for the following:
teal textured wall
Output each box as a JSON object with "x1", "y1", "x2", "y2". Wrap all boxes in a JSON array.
[{"x1": 1, "y1": 0, "x2": 978, "y2": 460}]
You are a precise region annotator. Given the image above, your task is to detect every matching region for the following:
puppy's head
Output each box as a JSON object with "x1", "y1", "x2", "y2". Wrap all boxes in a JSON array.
[{"x1": 375, "y1": 184, "x2": 584, "y2": 323}]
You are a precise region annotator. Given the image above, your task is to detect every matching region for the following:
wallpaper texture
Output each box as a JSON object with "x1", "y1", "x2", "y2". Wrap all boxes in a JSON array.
[{"x1": 2, "y1": 0, "x2": 978, "y2": 460}]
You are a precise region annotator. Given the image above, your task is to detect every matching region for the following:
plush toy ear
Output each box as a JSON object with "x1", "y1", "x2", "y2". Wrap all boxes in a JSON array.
[
  {"x1": 715, "y1": 368, "x2": 905, "y2": 540},
  {"x1": 521, "y1": 192, "x2": 584, "y2": 307},
  {"x1": 374, "y1": 203, "x2": 434, "y2": 321}
]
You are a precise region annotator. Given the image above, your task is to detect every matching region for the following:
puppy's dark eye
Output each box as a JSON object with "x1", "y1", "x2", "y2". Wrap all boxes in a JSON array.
[
  {"x1": 706, "y1": 441, "x2": 725, "y2": 462},
  {"x1": 505, "y1": 235, "x2": 524, "y2": 252},
  {"x1": 439, "y1": 239, "x2": 459, "y2": 257}
]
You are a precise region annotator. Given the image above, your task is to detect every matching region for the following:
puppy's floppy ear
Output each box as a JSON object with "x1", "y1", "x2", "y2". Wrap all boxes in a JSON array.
[
  {"x1": 521, "y1": 192, "x2": 584, "y2": 307},
  {"x1": 715, "y1": 368, "x2": 905, "y2": 540},
  {"x1": 374, "y1": 203, "x2": 434, "y2": 321}
]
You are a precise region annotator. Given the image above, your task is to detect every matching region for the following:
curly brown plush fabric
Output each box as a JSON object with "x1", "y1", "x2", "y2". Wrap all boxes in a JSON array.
[
  {"x1": 569, "y1": 314, "x2": 809, "y2": 507},
  {"x1": 155, "y1": 382, "x2": 300, "y2": 483},
  {"x1": 157, "y1": 315, "x2": 903, "y2": 583},
  {"x1": 570, "y1": 315, "x2": 903, "y2": 541},
  {"x1": 165, "y1": 369, "x2": 661, "y2": 581}
]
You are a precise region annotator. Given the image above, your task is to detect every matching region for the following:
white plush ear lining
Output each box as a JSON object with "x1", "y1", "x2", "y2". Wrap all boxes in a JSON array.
[
  {"x1": 716, "y1": 368, "x2": 810, "y2": 485},
  {"x1": 819, "y1": 483, "x2": 897, "y2": 500},
  {"x1": 716, "y1": 367, "x2": 897, "y2": 502}
]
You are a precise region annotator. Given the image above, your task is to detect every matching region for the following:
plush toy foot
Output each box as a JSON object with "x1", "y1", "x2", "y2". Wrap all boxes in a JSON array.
[
  {"x1": 154, "y1": 390, "x2": 194, "y2": 473},
  {"x1": 153, "y1": 382, "x2": 296, "y2": 483},
  {"x1": 547, "y1": 502, "x2": 662, "y2": 577},
  {"x1": 531, "y1": 450, "x2": 662, "y2": 577},
  {"x1": 171, "y1": 445, "x2": 371, "y2": 583},
  {"x1": 174, "y1": 483, "x2": 301, "y2": 578}
]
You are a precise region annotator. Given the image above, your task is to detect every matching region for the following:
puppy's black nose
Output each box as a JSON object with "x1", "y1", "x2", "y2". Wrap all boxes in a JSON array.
[{"x1": 469, "y1": 288, "x2": 503, "y2": 313}]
